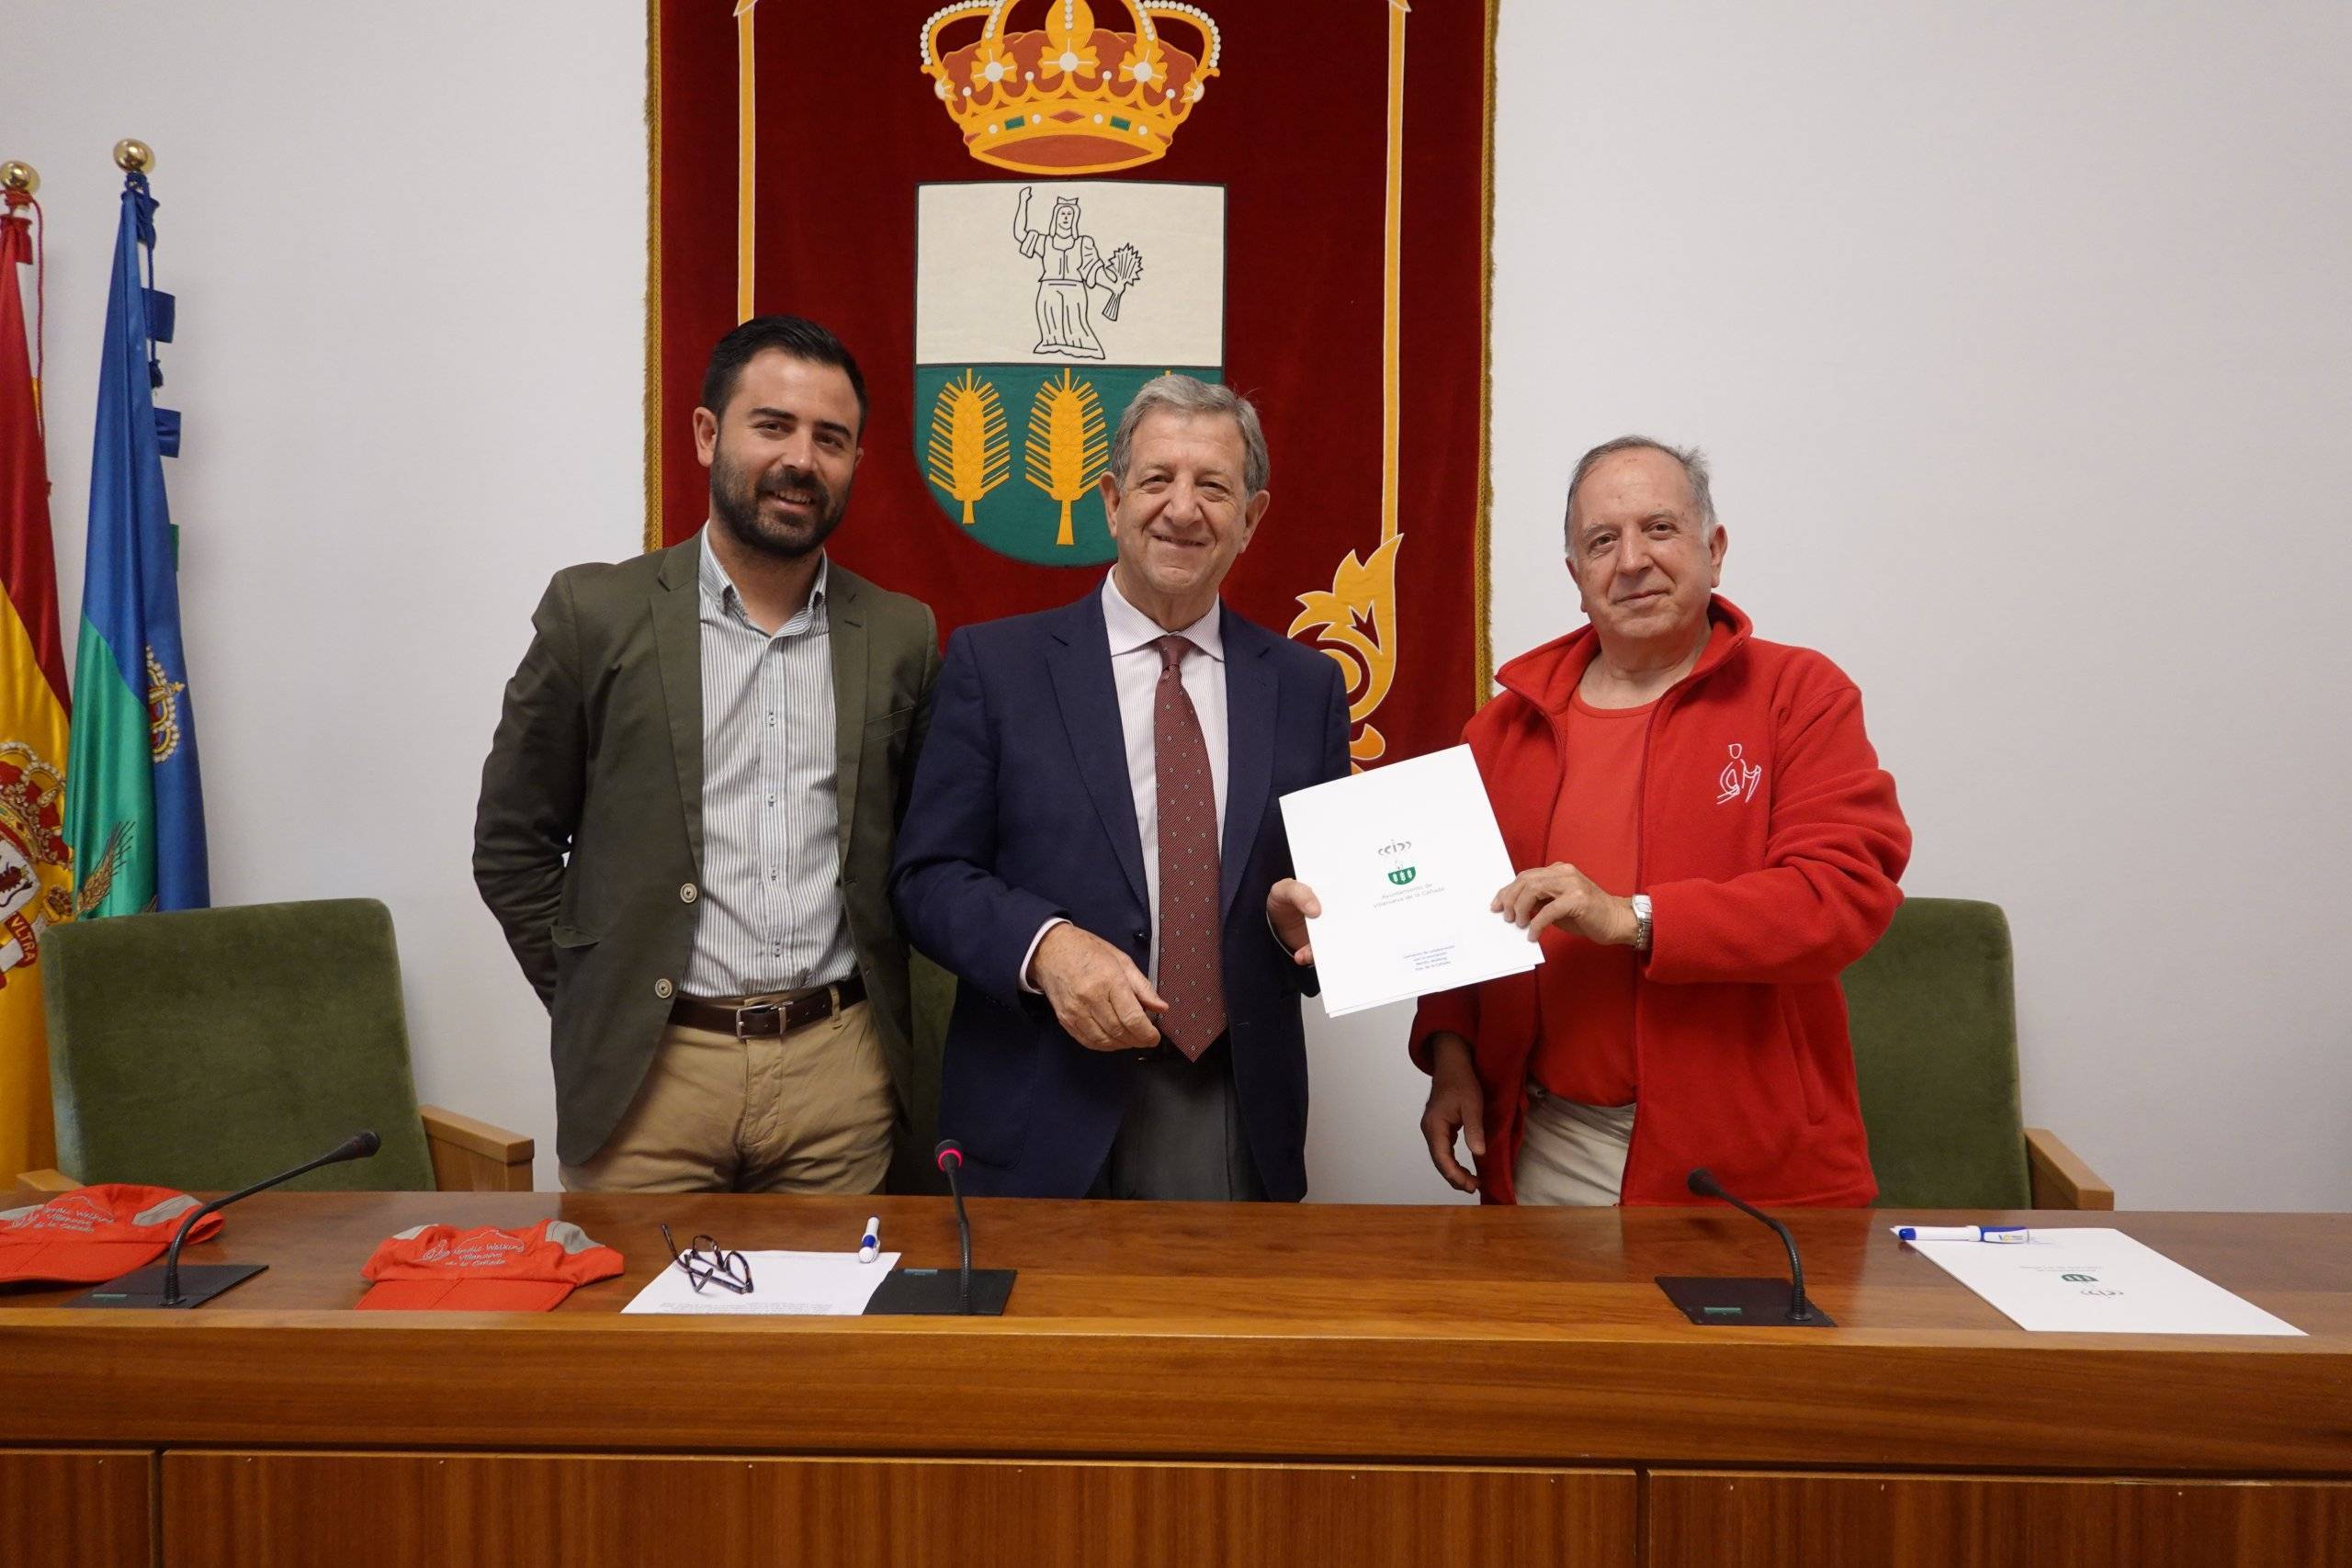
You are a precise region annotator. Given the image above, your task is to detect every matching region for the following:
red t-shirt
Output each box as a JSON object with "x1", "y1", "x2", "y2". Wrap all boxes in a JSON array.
[{"x1": 1527, "y1": 688, "x2": 1651, "y2": 1106}]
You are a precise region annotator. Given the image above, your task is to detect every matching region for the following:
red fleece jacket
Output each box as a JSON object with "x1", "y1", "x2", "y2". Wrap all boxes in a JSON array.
[{"x1": 1410, "y1": 597, "x2": 1911, "y2": 1206}]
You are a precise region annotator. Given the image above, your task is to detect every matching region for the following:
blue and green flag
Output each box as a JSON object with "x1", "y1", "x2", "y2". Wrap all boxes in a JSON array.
[{"x1": 64, "y1": 170, "x2": 208, "y2": 917}]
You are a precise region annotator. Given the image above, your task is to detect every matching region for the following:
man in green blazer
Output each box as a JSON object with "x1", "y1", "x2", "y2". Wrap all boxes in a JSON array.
[{"x1": 475, "y1": 316, "x2": 939, "y2": 1193}]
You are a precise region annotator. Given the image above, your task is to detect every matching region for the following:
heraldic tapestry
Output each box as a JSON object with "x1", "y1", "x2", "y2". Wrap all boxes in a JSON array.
[{"x1": 650, "y1": 0, "x2": 1496, "y2": 765}]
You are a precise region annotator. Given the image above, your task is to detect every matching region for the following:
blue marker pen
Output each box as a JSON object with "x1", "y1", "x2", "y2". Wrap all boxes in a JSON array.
[
  {"x1": 1894, "y1": 1224, "x2": 2030, "y2": 1244},
  {"x1": 858, "y1": 1216, "x2": 880, "y2": 1264}
]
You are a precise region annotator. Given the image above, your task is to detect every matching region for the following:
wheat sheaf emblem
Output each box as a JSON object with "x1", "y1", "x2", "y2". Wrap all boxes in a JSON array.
[
  {"x1": 1024, "y1": 369, "x2": 1108, "y2": 547},
  {"x1": 926, "y1": 369, "x2": 1012, "y2": 526}
]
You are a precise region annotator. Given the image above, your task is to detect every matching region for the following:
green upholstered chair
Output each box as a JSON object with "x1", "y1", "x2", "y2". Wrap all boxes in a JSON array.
[
  {"x1": 1843, "y1": 897, "x2": 2111, "y2": 1210},
  {"x1": 23, "y1": 898, "x2": 531, "y2": 1194}
]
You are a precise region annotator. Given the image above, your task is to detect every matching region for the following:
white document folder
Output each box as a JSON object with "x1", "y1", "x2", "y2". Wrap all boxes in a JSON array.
[
  {"x1": 1279, "y1": 746, "x2": 1542, "y2": 1018},
  {"x1": 1900, "y1": 1227, "x2": 2304, "y2": 1336}
]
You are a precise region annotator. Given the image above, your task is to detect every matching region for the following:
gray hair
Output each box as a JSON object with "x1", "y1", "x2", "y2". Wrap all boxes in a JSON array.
[
  {"x1": 1106, "y1": 374, "x2": 1270, "y2": 497},
  {"x1": 1563, "y1": 435, "x2": 1717, "y2": 550}
]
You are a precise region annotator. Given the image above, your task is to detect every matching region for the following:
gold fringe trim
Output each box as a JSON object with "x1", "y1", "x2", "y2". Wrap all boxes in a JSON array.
[
  {"x1": 1380, "y1": 0, "x2": 1407, "y2": 547},
  {"x1": 1474, "y1": 0, "x2": 1498, "y2": 705},
  {"x1": 641, "y1": 0, "x2": 665, "y2": 554},
  {"x1": 734, "y1": 4, "x2": 757, "y2": 323}
]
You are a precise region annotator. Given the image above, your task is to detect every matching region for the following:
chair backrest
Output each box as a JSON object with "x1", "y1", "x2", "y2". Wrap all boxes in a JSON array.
[
  {"x1": 1841, "y1": 897, "x2": 2032, "y2": 1208},
  {"x1": 45, "y1": 898, "x2": 436, "y2": 1190}
]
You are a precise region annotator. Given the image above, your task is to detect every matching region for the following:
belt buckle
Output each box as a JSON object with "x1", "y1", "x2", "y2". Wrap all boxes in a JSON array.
[{"x1": 734, "y1": 1001, "x2": 783, "y2": 1039}]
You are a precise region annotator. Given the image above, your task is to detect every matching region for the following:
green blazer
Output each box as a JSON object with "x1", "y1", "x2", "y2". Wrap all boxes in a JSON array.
[{"x1": 473, "y1": 539, "x2": 939, "y2": 1168}]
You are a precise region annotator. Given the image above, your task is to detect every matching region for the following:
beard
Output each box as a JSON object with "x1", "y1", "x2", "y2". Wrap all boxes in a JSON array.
[{"x1": 709, "y1": 444, "x2": 851, "y2": 560}]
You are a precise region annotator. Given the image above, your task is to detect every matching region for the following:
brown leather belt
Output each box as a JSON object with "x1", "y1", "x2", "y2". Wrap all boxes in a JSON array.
[{"x1": 671, "y1": 973, "x2": 865, "y2": 1039}]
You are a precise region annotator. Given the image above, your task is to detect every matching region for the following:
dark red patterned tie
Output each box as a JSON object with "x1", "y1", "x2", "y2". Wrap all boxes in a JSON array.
[{"x1": 1153, "y1": 634, "x2": 1225, "y2": 1059}]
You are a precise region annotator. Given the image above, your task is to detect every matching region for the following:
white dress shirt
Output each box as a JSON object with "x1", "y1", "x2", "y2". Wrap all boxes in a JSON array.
[
  {"x1": 1022, "y1": 573, "x2": 1227, "y2": 988},
  {"x1": 684, "y1": 532, "x2": 856, "y2": 998}
]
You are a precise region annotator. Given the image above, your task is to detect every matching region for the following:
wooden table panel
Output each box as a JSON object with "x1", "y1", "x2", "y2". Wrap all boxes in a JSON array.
[
  {"x1": 1648, "y1": 1471, "x2": 2352, "y2": 1568},
  {"x1": 0, "y1": 1449, "x2": 153, "y2": 1568},
  {"x1": 162, "y1": 1452, "x2": 1635, "y2": 1568},
  {"x1": 4, "y1": 1197, "x2": 2348, "y2": 1472}
]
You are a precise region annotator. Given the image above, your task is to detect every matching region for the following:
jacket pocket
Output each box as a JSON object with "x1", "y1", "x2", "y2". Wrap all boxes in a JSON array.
[
  {"x1": 1780, "y1": 988, "x2": 1827, "y2": 1125},
  {"x1": 865, "y1": 704, "x2": 916, "y2": 735},
  {"x1": 549, "y1": 921, "x2": 602, "y2": 951}
]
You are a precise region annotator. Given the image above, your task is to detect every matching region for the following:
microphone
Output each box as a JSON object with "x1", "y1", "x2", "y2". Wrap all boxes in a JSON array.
[
  {"x1": 1651, "y1": 1167, "x2": 1836, "y2": 1328},
  {"x1": 1687, "y1": 1168, "x2": 1814, "y2": 1323},
  {"x1": 75, "y1": 1130, "x2": 383, "y2": 1310},
  {"x1": 935, "y1": 1138, "x2": 974, "y2": 1313},
  {"x1": 861, "y1": 1137, "x2": 1016, "y2": 1316}
]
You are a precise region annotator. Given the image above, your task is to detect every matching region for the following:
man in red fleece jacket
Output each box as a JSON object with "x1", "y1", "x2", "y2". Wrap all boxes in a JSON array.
[{"x1": 1410, "y1": 436, "x2": 1910, "y2": 1206}]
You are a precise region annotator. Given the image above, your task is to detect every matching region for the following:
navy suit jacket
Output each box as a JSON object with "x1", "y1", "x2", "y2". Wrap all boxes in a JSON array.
[{"x1": 889, "y1": 587, "x2": 1351, "y2": 1200}]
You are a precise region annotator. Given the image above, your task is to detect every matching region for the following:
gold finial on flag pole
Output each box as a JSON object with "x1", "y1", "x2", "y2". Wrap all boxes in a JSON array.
[
  {"x1": 112, "y1": 140, "x2": 154, "y2": 175},
  {"x1": 0, "y1": 162, "x2": 36, "y2": 196}
]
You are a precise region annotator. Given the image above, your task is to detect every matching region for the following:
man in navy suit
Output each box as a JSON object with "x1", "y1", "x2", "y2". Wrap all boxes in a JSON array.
[{"x1": 891, "y1": 376, "x2": 1350, "y2": 1201}]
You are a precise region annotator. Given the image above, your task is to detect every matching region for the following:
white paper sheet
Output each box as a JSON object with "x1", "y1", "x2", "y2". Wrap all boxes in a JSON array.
[
  {"x1": 1278, "y1": 746, "x2": 1542, "y2": 1018},
  {"x1": 619, "y1": 1250, "x2": 900, "y2": 1316},
  {"x1": 1897, "y1": 1227, "x2": 2304, "y2": 1336}
]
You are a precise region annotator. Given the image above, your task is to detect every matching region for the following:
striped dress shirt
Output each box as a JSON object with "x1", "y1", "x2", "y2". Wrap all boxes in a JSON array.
[{"x1": 682, "y1": 532, "x2": 857, "y2": 998}]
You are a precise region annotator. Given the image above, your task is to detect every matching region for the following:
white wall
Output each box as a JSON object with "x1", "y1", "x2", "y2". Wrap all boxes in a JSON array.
[
  {"x1": 4, "y1": 0, "x2": 650, "y2": 1181},
  {"x1": 1476, "y1": 2, "x2": 2352, "y2": 1213},
  {"x1": 9, "y1": 3, "x2": 2347, "y2": 1208}
]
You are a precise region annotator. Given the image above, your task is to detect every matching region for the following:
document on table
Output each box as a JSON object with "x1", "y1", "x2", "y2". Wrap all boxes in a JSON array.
[
  {"x1": 1896, "y1": 1227, "x2": 2303, "y2": 1336},
  {"x1": 1278, "y1": 745, "x2": 1542, "y2": 1018},
  {"x1": 619, "y1": 1251, "x2": 900, "y2": 1315}
]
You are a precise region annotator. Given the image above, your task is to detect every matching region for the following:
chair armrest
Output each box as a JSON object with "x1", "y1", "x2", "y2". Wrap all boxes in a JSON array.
[
  {"x1": 419, "y1": 1104, "x2": 537, "y2": 1193},
  {"x1": 14, "y1": 1168, "x2": 80, "y2": 1194},
  {"x1": 2025, "y1": 1127, "x2": 2113, "y2": 1210}
]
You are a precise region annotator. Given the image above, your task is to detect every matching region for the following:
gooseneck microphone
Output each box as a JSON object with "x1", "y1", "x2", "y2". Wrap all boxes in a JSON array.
[
  {"x1": 155, "y1": 1131, "x2": 383, "y2": 1305},
  {"x1": 863, "y1": 1138, "x2": 1017, "y2": 1316},
  {"x1": 935, "y1": 1138, "x2": 975, "y2": 1314},
  {"x1": 1687, "y1": 1167, "x2": 1814, "y2": 1323}
]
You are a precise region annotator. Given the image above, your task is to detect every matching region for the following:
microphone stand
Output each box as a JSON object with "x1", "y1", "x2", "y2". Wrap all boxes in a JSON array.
[
  {"x1": 1689, "y1": 1168, "x2": 1813, "y2": 1322},
  {"x1": 1653, "y1": 1167, "x2": 1837, "y2": 1328},
  {"x1": 73, "y1": 1132, "x2": 382, "y2": 1310},
  {"x1": 862, "y1": 1140, "x2": 1017, "y2": 1316},
  {"x1": 941, "y1": 1147, "x2": 976, "y2": 1315}
]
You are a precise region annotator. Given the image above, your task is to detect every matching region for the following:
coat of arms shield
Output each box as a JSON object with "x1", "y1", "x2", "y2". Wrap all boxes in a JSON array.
[{"x1": 914, "y1": 179, "x2": 1225, "y2": 565}]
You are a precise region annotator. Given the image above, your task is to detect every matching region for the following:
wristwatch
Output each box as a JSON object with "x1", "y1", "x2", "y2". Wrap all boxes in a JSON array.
[{"x1": 1630, "y1": 894, "x2": 1653, "y2": 952}]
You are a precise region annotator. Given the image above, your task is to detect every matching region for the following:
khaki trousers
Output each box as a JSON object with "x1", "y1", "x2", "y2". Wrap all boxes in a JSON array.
[
  {"x1": 1512, "y1": 1086, "x2": 1636, "y2": 1207},
  {"x1": 560, "y1": 999, "x2": 896, "y2": 1195}
]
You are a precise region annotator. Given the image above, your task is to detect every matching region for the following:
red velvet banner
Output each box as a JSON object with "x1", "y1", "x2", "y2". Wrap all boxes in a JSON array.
[{"x1": 652, "y1": 0, "x2": 1493, "y2": 766}]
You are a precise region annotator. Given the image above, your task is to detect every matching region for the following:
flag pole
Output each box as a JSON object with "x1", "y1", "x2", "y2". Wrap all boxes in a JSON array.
[
  {"x1": 0, "y1": 163, "x2": 39, "y2": 434},
  {"x1": 69, "y1": 131, "x2": 212, "y2": 918}
]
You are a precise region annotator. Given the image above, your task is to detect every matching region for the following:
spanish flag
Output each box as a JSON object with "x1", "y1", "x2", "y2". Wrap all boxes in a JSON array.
[{"x1": 0, "y1": 187, "x2": 74, "y2": 1180}]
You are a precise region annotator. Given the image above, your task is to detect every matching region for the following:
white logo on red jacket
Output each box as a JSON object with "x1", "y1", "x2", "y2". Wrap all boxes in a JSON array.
[{"x1": 1716, "y1": 742, "x2": 1763, "y2": 805}]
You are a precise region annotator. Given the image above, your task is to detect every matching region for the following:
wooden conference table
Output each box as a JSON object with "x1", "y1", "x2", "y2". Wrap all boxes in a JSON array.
[{"x1": 2, "y1": 1191, "x2": 2348, "y2": 1567}]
